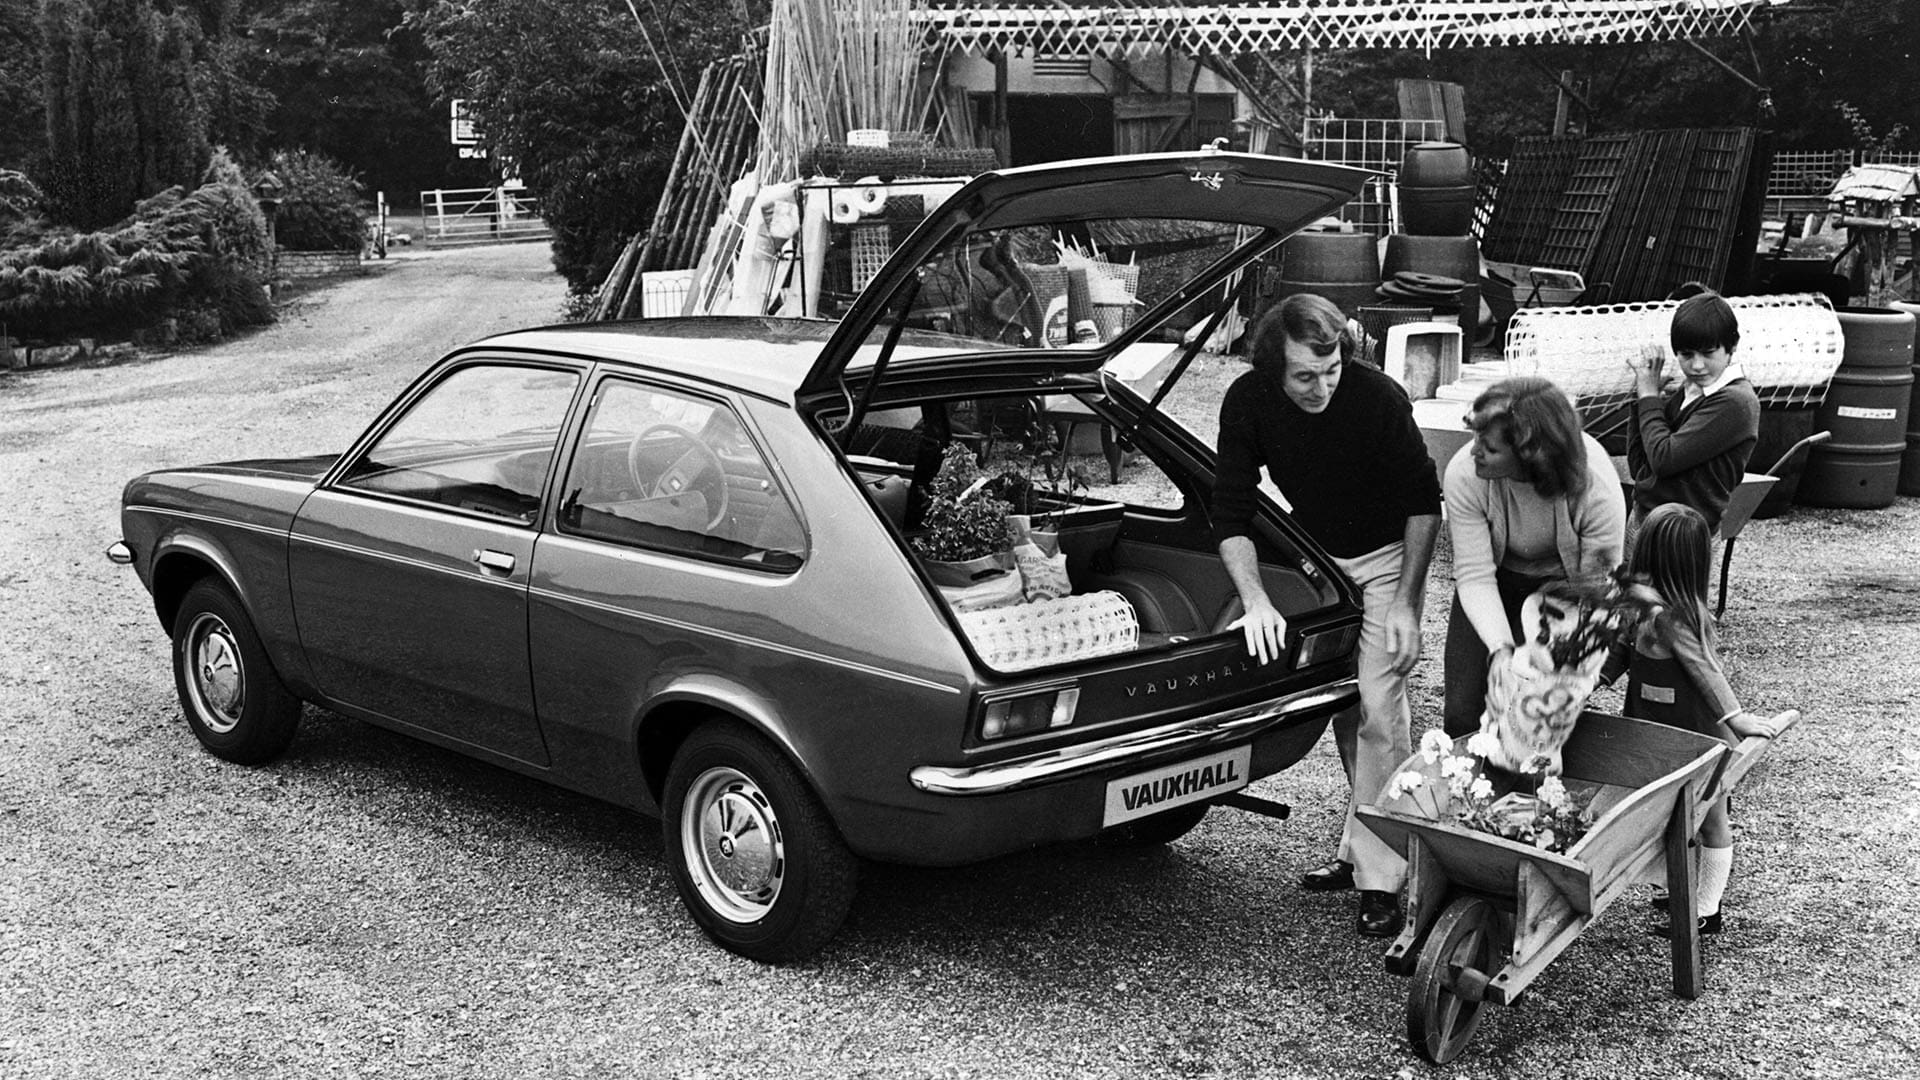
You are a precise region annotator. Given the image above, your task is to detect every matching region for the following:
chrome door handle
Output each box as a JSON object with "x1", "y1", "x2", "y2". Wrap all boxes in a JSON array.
[{"x1": 473, "y1": 549, "x2": 516, "y2": 573}]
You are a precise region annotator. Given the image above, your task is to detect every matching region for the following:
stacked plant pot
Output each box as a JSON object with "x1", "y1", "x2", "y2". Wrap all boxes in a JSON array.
[
  {"x1": 1265, "y1": 229, "x2": 1381, "y2": 323},
  {"x1": 1386, "y1": 142, "x2": 1481, "y2": 347}
]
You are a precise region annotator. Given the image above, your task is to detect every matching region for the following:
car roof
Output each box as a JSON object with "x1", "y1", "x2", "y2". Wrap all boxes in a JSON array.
[{"x1": 468, "y1": 318, "x2": 838, "y2": 401}]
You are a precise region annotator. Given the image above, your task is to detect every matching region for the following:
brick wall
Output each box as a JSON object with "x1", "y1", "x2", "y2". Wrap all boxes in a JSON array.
[{"x1": 278, "y1": 250, "x2": 363, "y2": 278}]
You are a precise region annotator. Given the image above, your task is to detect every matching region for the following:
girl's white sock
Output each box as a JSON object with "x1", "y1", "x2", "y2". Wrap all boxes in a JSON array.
[{"x1": 1697, "y1": 845, "x2": 1734, "y2": 915}]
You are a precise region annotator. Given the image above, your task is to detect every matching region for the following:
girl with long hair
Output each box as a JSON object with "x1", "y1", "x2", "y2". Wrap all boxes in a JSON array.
[{"x1": 1609, "y1": 502, "x2": 1789, "y2": 935}]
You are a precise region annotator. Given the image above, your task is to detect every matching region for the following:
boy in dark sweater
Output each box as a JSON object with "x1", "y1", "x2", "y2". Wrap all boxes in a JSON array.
[
  {"x1": 1211, "y1": 293, "x2": 1442, "y2": 938},
  {"x1": 1624, "y1": 288, "x2": 1761, "y2": 536}
]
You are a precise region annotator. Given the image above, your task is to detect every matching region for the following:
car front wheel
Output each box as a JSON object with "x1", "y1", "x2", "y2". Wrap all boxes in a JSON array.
[
  {"x1": 662, "y1": 721, "x2": 858, "y2": 963},
  {"x1": 171, "y1": 578, "x2": 302, "y2": 764}
]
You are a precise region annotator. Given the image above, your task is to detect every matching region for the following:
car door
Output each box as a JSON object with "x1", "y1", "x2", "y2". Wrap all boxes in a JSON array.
[
  {"x1": 288, "y1": 358, "x2": 585, "y2": 766},
  {"x1": 527, "y1": 376, "x2": 810, "y2": 795}
]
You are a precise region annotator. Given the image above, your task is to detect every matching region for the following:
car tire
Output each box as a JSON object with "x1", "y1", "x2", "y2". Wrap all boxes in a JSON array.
[
  {"x1": 1096, "y1": 802, "x2": 1210, "y2": 848},
  {"x1": 171, "y1": 578, "x2": 302, "y2": 765},
  {"x1": 662, "y1": 721, "x2": 858, "y2": 963}
]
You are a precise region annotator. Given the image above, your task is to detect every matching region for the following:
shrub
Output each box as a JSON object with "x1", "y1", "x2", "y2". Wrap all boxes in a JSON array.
[
  {"x1": 910, "y1": 443, "x2": 1014, "y2": 563},
  {"x1": 0, "y1": 228, "x2": 194, "y2": 340},
  {"x1": 0, "y1": 152, "x2": 272, "y2": 342},
  {"x1": 261, "y1": 149, "x2": 366, "y2": 252},
  {"x1": 558, "y1": 286, "x2": 596, "y2": 323},
  {"x1": 0, "y1": 171, "x2": 43, "y2": 224}
]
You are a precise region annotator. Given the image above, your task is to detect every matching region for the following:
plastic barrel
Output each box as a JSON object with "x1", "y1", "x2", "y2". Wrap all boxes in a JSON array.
[
  {"x1": 1398, "y1": 142, "x2": 1475, "y2": 236},
  {"x1": 1266, "y1": 232, "x2": 1381, "y2": 320},
  {"x1": 1891, "y1": 300, "x2": 1920, "y2": 496},
  {"x1": 1749, "y1": 406, "x2": 1817, "y2": 520},
  {"x1": 1383, "y1": 235, "x2": 1480, "y2": 345},
  {"x1": 1797, "y1": 307, "x2": 1916, "y2": 509}
]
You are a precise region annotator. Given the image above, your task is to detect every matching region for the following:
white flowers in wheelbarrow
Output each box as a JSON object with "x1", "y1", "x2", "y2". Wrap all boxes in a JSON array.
[
  {"x1": 1385, "y1": 574, "x2": 1663, "y2": 853},
  {"x1": 1385, "y1": 730, "x2": 1596, "y2": 854}
]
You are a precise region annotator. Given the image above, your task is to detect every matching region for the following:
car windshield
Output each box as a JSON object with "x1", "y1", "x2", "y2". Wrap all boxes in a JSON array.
[{"x1": 835, "y1": 216, "x2": 1266, "y2": 369}]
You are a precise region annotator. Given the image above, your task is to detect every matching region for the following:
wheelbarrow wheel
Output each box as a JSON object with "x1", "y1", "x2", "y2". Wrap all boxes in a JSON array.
[{"x1": 1408, "y1": 896, "x2": 1501, "y2": 1064}]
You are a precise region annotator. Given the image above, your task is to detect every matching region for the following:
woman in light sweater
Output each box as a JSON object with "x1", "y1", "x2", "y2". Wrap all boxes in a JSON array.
[{"x1": 1442, "y1": 377, "x2": 1627, "y2": 736}]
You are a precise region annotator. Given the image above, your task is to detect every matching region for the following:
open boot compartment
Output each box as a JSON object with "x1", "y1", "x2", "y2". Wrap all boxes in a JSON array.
[{"x1": 846, "y1": 403, "x2": 1334, "y2": 673}]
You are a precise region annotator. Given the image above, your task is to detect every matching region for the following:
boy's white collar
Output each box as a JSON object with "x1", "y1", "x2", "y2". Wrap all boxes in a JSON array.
[{"x1": 1684, "y1": 362, "x2": 1746, "y2": 403}]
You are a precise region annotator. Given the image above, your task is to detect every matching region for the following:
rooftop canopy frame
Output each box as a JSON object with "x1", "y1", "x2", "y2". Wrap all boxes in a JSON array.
[{"x1": 911, "y1": 1, "x2": 1797, "y2": 58}]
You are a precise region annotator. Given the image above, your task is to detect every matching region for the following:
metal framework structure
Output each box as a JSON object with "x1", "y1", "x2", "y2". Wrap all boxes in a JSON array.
[{"x1": 913, "y1": 1, "x2": 1793, "y2": 57}]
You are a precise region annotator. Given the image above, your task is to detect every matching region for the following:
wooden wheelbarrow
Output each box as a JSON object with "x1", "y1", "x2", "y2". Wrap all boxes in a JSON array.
[{"x1": 1356, "y1": 709, "x2": 1800, "y2": 1064}]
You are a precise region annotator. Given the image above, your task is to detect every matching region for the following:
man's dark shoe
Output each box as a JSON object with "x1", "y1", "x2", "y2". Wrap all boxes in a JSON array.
[
  {"x1": 1649, "y1": 910, "x2": 1723, "y2": 938},
  {"x1": 1356, "y1": 890, "x2": 1404, "y2": 938},
  {"x1": 1299, "y1": 858, "x2": 1355, "y2": 892}
]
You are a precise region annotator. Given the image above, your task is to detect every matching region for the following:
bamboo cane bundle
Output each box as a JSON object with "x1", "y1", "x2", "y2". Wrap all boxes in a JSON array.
[{"x1": 756, "y1": 0, "x2": 946, "y2": 182}]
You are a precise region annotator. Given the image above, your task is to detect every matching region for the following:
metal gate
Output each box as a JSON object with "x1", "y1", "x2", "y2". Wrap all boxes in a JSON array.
[{"x1": 419, "y1": 186, "x2": 550, "y2": 245}]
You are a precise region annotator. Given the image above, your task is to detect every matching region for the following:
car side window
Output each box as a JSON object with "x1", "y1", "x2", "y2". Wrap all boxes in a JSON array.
[
  {"x1": 336, "y1": 363, "x2": 579, "y2": 524},
  {"x1": 558, "y1": 381, "x2": 805, "y2": 570}
]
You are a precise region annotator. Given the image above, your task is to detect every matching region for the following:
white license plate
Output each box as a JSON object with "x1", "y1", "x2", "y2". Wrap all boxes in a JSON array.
[{"x1": 1101, "y1": 746, "x2": 1251, "y2": 827}]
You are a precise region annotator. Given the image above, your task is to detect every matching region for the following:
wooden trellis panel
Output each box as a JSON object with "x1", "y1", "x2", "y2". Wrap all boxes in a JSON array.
[
  {"x1": 1537, "y1": 134, "x2": 1633, "y2": 275},
  {"x1": 912, "y1": 2, "x2": 1788, "y2": 58},
  {"x1": 1480, "y1": 136, "x2": 1585, "y2": 264},
  {"x1": 1660, "y1": 127, "x2": 1756, "y2": 295}
]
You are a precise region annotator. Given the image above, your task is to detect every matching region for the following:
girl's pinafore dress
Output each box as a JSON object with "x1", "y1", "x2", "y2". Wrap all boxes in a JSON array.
[{"x1": 1616, "y1": 615, "x2": 1742, "y2": 740}]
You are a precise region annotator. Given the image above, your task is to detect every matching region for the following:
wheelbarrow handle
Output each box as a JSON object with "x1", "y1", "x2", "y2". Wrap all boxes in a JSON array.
[
  {"x1": 1711, "y1": 708, "x2": 1802, "y2": 804},
  {"x1": 1765, "y1": 432, "x2": 1831, "y2": 478}
]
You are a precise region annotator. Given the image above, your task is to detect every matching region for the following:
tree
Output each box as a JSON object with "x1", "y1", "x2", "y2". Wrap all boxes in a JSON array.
[
  {"x1": 1304, "y1": 1, "x2": 1918, "y2": 155},
  {"x1": 245, "y1": 0, "x2": 486, "y2": 201},
  {"x1": 39, "y1": 0, "x2": 212, "y2": 228},
  {"x1": 0, "y1": 0, "x2": 43, "y2": 171},
  {"x1": 408, "y1": 0, "x2": 762, "y2": 290},
  {"x1": 181, "y1": 0, "x2": 276, "y2": 158}
]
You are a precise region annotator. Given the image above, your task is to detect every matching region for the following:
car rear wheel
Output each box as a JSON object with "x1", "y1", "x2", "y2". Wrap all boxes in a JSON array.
[
  {"x1": 1097, "y1": 803, "x2": 1210, "y2": 848},
  {"x1": 662, "y1": 721, "x2": 858, "y2": 962},
  {"x1": 171, "y1": 579, "x2": 302, "y2": 764}
]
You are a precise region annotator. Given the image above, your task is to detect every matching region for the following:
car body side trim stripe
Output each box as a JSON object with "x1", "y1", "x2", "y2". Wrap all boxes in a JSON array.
[
  {"x1": 289, "y1": 532, "x2": 525, "y2": 589},
  {"x1": 132, "y1": 506, "x2": 957, "y2": 693},
  {"x1": 530, "y1": 586, "x2": 962, "y2": 695},
  {"x1": 128, "y1": 505, "x2": 286, "y2": 538}
]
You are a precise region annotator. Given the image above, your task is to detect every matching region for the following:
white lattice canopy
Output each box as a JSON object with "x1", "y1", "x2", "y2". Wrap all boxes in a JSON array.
[{"x1": 914, "y1": 1, "x2": 1795, "y2": 57}]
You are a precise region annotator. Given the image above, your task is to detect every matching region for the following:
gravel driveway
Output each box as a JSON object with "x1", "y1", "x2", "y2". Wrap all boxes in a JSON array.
[{"x1": 2, "y1": 243, "x2": 1915, "y2": 1078}]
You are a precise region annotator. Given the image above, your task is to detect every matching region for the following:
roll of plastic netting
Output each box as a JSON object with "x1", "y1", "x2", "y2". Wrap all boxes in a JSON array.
[
  {"x1": 957, "y1": 591, "x2": 1139, "y2": 671},
  {"x1": 1504, "y1": 293, "x2": 1846, "y2": 413}
]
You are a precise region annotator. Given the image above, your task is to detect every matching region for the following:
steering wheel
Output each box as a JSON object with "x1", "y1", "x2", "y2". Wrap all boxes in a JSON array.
[{"x1": 627, "y1": 423, "x2": 730, "y2": 531}]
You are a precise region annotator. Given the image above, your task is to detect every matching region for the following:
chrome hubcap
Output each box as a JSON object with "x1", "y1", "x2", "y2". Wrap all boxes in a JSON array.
[
  {"x1": 186, "y1": 613, "x2": 244, "y2": 733},
  {"x1": 681, "y1": 766, "x2": 784, "y2": 923}
]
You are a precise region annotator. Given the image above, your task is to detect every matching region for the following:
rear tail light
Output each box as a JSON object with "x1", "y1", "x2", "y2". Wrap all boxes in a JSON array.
[
  {"x1": 979, "y1": 687, "x2": 1081, "y2": 741},
  {"x1": 1297, "y1": 624, "x2": 1359, "y2": 667}
]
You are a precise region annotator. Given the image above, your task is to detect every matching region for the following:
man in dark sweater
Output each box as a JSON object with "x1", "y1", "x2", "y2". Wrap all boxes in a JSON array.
[
  {"x1": 1211, "y1": 293, "x2": 1442, "y2": 938},
  {"x1": 1625, "y1": 288, "x2": 1760, "y2": 535}
]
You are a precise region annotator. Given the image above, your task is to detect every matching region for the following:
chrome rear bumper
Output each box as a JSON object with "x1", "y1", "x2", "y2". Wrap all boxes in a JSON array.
[{"x1": 909, "y1": 677, "x2": 1357, "y2": 796}]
